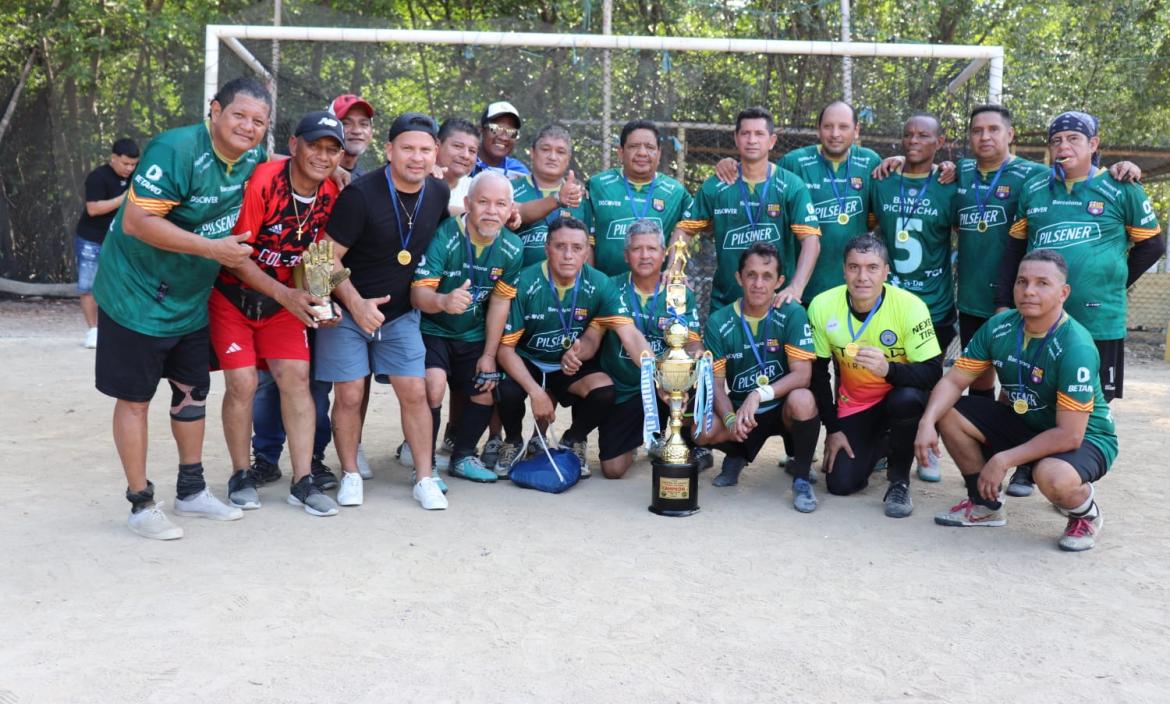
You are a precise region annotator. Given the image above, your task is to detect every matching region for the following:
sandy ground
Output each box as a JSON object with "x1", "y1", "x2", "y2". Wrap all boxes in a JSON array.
[{"x1": 2, "y1": 298, "x2": 1169, "y2": 704}]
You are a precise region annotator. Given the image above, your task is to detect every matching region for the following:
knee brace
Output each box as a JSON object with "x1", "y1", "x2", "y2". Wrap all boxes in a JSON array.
[{"x1": 169, "y1": 380, "x2": 209, "y2": 421}]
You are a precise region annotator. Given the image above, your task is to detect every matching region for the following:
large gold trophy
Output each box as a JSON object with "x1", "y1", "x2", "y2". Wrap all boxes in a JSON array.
[{"x1": 645, "y1": 239, "x2": 713, "y2": 517}]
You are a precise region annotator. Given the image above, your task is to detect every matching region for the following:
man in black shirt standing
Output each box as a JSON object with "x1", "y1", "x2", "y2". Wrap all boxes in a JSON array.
[
  {"x1": 75, "y1": 137, "x2": 139, "y2": 348},
  {"x1": 317, "y1": 113, "x2": 452, "y2": 510}
]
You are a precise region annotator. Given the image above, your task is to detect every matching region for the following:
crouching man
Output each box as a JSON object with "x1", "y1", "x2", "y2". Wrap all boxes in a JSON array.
[{"x1": 915, "y1": 250, "x2": 1117, "y2": 551}]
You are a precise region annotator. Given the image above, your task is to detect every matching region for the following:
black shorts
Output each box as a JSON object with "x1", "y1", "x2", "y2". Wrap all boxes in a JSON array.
[
  {"x1": 934, "y1": 308, "x2": 958, "y2": 359},
  {"x1": 95, "y1": 309, "x2": 211, "y2": 402},
  {"x1": 1095, "y1": 338, "x2": 1124, "y2": 401},
  {"x1": 516, "y1": 356, "x2": 605, "y2": 407},
  {"x1": 959, "y1": 312, "x2": 989, "y2": 350},
  {"x1": 598, "y1": 395, "x2": 670, "y2": 461},
  {"x1": 713, "y1": 403, "x2": 787, "y2": 464},
  {"x1": 423, "y1": 335, "x2": 486, "y2": 397},
  {"x1": 953, "y1": 395, "x2": 1110, "y2": 483}
]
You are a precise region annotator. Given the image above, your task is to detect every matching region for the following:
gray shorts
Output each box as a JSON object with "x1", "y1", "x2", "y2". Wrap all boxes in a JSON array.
[{"x1": 313, "y1": 308, "x2": 425, "y2": 382}]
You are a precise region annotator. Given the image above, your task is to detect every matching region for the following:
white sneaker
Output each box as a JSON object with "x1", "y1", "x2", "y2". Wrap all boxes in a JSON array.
[
  {"x1": 127, "y1": 503, "x2": 183, "y2": 540},
  {"x1": 83, "y1": 327, "x2": 98, "y2": 349},
  {"x1": 413, "y1": 476, "x2": 449, "y2": 510},
  {"x1": 337, "y1": 471, "x2": 364, "y2": 506},
  {"x1": 173, "y1": 488, "x2": 244, "y2": 521},
  {"x1": 356, "y1": 442, "x2": 373, "y2": 480}
]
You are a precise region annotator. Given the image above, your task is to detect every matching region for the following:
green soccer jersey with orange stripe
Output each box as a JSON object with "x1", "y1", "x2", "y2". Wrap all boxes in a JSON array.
[
  {"x1": 1009, "y1": 168, "x2": 1161, "y2": 340},
  {"x1": 956, "y1": 309, "x2": 1117, "y2": 466}
]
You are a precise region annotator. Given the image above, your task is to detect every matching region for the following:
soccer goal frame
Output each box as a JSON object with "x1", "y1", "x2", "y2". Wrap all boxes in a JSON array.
[{"x1": 204, "y1": 24, "x2": 1004, "y2": 168}]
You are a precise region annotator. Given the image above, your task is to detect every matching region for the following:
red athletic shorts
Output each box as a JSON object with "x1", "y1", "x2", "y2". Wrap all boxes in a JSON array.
[{"x1": 209, "y1": 289, "x2": 310, "y2": 369}]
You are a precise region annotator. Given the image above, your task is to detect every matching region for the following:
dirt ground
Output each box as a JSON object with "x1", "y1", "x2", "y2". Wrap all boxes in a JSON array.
[{"x1": 2, "y1": 298, "x2": 1169, "y2": 704}]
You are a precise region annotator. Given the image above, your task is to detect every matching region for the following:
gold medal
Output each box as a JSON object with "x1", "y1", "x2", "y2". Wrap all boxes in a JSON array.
[
  {"x1": 896, "y1": 230, "x2": 910, "y2": 242},
  {"x1": 837, "y1": 213, "x2": 850, "y2": 226},
  {"x1": 397, "y1": 249, "x2": 412, "y2": 266},
  {"x1": 756, "y1": 374, "x2": 770, "y2": 387},
  {"x1": 977, "y1": 220, "x2": 989, "y2": 233},
  {"x1": 1012, "y1": 398, "x2": 1029, "y2": 415},
  {"x1": 562, "y1": 337, "x2": 573, "y2": 350},
  {"x1": 844, "y1": 342, "x2": 859, "y2": 357}
]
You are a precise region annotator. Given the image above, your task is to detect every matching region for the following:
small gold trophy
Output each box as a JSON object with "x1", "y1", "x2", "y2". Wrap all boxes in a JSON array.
[
  {"x1": 295, "y1": 240, "x2": 351, "y2": 322},
  {"x1": 646, "y1": 239, "x2": 712, "y2": 517}
]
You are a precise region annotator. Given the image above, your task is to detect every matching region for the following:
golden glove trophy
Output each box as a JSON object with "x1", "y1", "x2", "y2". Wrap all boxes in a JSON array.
[
  {"x1": 295, "y1": 239, "x2": 351, "y2": 322},
  {"x1": 644, "y1": 239, "x2": 714, "y2": 517}
]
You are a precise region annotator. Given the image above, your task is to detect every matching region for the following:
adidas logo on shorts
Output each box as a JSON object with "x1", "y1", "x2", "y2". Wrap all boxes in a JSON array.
[{"x1": 224, "y1": 342, "x2": 242, "y2": 354}]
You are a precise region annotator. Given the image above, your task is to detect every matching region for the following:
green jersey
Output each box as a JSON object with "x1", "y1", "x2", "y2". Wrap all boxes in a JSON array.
[
  {"x1": 1010, "y1": 168, "x2": 1161, "y2": 340},
  {"x1": 679, "y1": 164, "x2": 821, "y2": 309},
  {"x1": 501, "y1": 262, "x2": 632, "y2": 369},
  {"x1": 779, "y1": 145, "x2": 882, "y2": 304},
  {"x1": 599, "y1": 273, "x2": 703, "y2": 403},
  {"x1": 954, "y1": 156, "x2": 1048, "y2": 318},
  {"x1": 956, "y1": 310, "x2": 1117, "y2": 466},
  {"x1": 93, "y1": 123, "x2": 265, "y2": 336},
  {"x1": 413, "y1": 216, "x2": 524, "y2": 341},
  {"x1": 704, "y1": 299, "x2": 816, "y2": 412},
  {"x1": 869, "y1": 168, "x2": 958, "y2": 323},
  {"x1": 583, "y1": 168, "x2": 693, "y2": 276},
  {"x1": 510, "y1": 175, "x2": 591, "y2": 267}
]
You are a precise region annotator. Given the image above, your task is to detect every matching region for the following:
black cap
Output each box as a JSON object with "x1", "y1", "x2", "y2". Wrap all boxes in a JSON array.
[
  {"x1": 294, "y1": 111, "x2": 346, "y2": 145},
  {"x1": 387, "y1": 112, "x2": 438, "y2": 142}
]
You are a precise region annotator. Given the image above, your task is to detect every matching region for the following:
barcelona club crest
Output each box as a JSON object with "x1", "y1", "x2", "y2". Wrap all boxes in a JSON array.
[
  {"x1": 850, "y1": 176, "x2": 863, "y2": 191},
  {"x1": 1087, "y1": 200, "x2": 1105, "y2": 216},
  {"x1": 1030, "y1": 366, "x2": 1044, "y2": 384},
  {"x1": 574, "y1": 307, "x2": 589, "y2": 321},
  {"x1": 766, "y1": 203, "x2": 781, "y2": 218},
  {"x1": 995, "y1": 185, "x2": 1011, "y2": 200},
  {"x1": 652, "y1": 198, "x2": 666, "y2": 212},
  {"x1": 489, "y1": 266, "x2": 504, "y2": 281},
  {"x1": 766, "y1": 337, "x2": 780, "y2": 353}
]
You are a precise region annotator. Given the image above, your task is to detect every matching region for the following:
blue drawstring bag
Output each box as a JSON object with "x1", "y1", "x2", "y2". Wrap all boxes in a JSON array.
[{"x1": 509, "y1": 429, "x2": 581, "y2": 493}]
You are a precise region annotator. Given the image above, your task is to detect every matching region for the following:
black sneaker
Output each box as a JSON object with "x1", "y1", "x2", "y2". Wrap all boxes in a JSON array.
[
  {"x1": 311, "y1": 455, "x2": 339, "y2": 491},
  {"x1": 227, "y1": 469, "x2": 260, "y2": 510},
  {"x1": 248, "y1": 456, "x2": 282, "y2": 485},
  {"x1": 287, "y1": 475, "x2": 339, "y2": 517},
  {"x1": 713, "y1": 455, "x2": 747, "y2": 487},
  {"x1": 1007, "y1": 465, "x2": 1035, "y2": 497},
  {"x1": 883, "y1": 480, "x2": 914, "y2": 518},
  {"x1": 692, "y1": 446, "x2": 714, "y2": 471}
]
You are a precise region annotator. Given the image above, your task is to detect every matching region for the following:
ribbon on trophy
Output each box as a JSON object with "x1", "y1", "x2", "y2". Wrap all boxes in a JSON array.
[
  {"x1": 640, "y1": 351, "x2": 660, "y2": 450},
  {"x1": 693, "y1": 352, "x2": 715, "y2": 436}
]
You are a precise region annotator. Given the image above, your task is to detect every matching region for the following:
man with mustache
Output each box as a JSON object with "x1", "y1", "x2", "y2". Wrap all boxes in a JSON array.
[
  {"x1": 410, "y1": 171, "x2": 524, "y2": 489},
  {"x1": 213, "y1": 111, "x2": 347, "y2": 518}
]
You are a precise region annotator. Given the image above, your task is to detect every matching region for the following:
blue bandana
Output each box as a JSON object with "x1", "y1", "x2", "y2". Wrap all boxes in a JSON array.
[{"x1": 1047, "y1": 111, "x2": 1098, "y2": 141}]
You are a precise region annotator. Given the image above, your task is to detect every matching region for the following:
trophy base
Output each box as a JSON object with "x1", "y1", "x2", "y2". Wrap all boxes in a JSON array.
[
  {"x1": 310, "y1": 301, "x2": 336, "y2": 322},
  {"x1": 649, "y1": 457, "x2": 700, "y2": 517}
]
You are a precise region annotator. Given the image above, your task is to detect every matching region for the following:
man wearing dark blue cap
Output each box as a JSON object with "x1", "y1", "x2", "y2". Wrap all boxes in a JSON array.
[
  {"x1": 317, "y1": 112, "x2": 453, "y2": 510},
  {"x1": 212, "y1": 110, "x2": 347, "y2": 518},
  {"x1": 1001, "y1": 110, "x2": 1164, "y2": 402}
]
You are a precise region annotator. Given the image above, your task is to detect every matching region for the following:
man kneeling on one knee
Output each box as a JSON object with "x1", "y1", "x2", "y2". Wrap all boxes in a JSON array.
[
  {"x1": 807, "y1": 235, "x2": 943, "y2": 518},
  {"x1": 696, "y1": 242, "x2": 821, "y2": 512},
  {"x1": 915, "y1": 250, "x2": 1116, "y2": 552}
]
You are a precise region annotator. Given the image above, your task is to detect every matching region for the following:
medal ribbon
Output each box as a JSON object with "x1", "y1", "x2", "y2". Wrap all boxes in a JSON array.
[
  {"x1": 818, "y1": 148, "x2": 851, "y2": 222},
  {"x1": 1014, "y1": 315, "x2": 1063, "y2": 408},
  {"x1": 385, "y1": 166, "x2": 426, "y2": 260},
  {"x1": 738, "y1": 301, "x2": 774, "y2": 382},
  {"x1": 622, "y1": 175, "x2": 659, "y2": 220},
  {"x1": 972, "y1": 158, "x2": 1010, "y2": 227},
  {"x1": 846, "y1": 291, "x2": 884, "y2": 343},
  {"x1": 546, "y1": 267, "x2": 582, "y2": 347},
  {"x1": 735, "y1": 163, "x2": 774, "y2": 227},
  {"x1": 897, "y1": 168, "x2": 934, "y2": 225},
  {"x1": 627, "y1": 277, "x2": 662, "y2": 338}
]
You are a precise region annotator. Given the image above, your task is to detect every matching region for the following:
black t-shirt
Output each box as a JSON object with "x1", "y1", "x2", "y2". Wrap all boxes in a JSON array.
[
  {"x1": 76, "y1": 163, "x2": 130, "y2": 243},
  {"x1": 326, "y1": 167, "x2": 450, "y2": 322}
]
